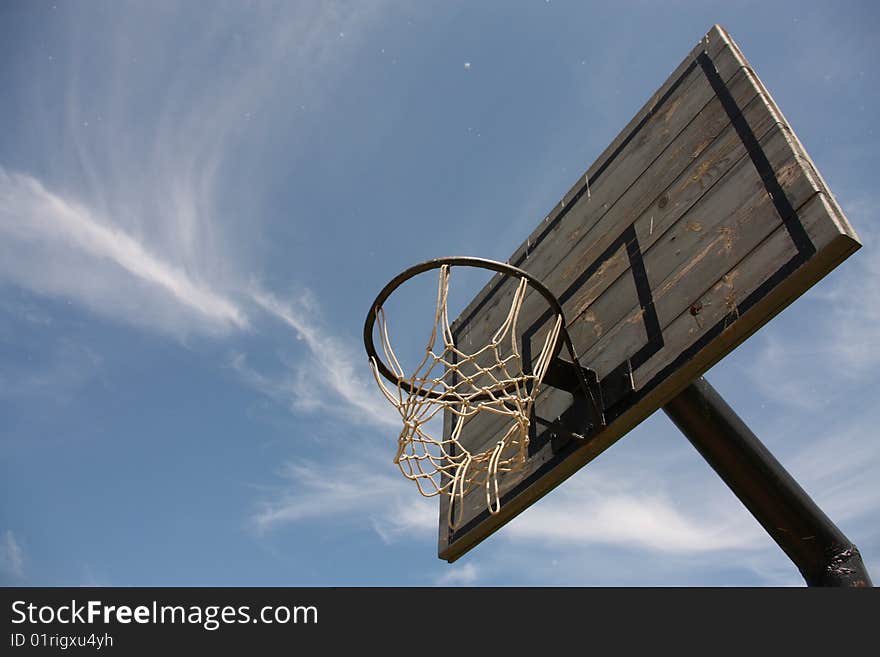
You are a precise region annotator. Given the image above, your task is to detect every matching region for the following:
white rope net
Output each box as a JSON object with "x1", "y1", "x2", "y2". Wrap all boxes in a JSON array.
[{"x1": 370, "y1": 265, "x2": 563, "y2": 529}]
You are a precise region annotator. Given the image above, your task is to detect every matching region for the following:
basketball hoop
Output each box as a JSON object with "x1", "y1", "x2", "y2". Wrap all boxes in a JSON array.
[{"x1": 364, "y1": 257, "x2": 604, "y2": 529}]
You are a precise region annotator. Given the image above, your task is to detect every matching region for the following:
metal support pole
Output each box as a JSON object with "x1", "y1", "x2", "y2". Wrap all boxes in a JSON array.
[{"x1": 663, "y1": 376, "x2": 872, "y2": 587}]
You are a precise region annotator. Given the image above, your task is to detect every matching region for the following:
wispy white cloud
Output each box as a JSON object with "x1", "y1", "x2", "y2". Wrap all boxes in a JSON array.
[
  {"x1": 230, "y1": 352, "x2": 323, "y2": 415},
  {"x1": 251, "y1": 459, "x2": 422, "y2": 534},
  {"x1": 2, "y1": 2, "x2": 391, "y2": 338},
  {"x1": 463, "y1": 532, "x2": 798, "y2": 587},
  {"x1": 1, "y1": 1, "x2": 402, "y2": 407},
  {"x1": 0, "y1": 169, "x2": 246, "y2": 336},
  {"x1": 744, "y1": 196, "x2": 879, "y2": 408},
  {"x1": 0, "y1": 338, "x2": 102, "y2": 403},
  {"x1": 371, "y1": 498, "x2": 437, "y2": 545},
  {"x1": 245, "y1": 288, "x2": 399, "y2": 428},
  {"x1": 435, "y1": 562, "x2": 479, "y2": 586},
  {"x1": 785, "y1": 417, "x2": 880, "y2": 527},
  {"x1": 80, "y1": 564, "x2": 112, "y2": 587},
  {"x1": 0, "y1": 530, "x2": 25, "y2": 579},
  {"x1": 505, "y1": 471, "x2": 765, "y2": 554}
]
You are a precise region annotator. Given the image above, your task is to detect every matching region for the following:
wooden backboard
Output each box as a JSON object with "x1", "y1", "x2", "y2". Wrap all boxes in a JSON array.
[{"x1": 438, "y1": 24, "x2": 861, "y2": 562}]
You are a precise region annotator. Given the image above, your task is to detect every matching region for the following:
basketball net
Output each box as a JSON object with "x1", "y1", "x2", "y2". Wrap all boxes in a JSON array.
[{"x1": 369, "y1": 265, "x2": 563, "y2": 529}]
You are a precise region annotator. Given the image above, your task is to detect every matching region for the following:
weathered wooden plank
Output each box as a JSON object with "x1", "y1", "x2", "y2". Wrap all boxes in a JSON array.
[
  {"x1": 608, "y1": 120, "x2": 840, "y2": 365},
  {"x1": 634, "y1": 191, "x2": 857, "y2": 387},
  {"x1": 563, "y1": 96, "x2": 783, "y2": 352},
  {"x1": 576, "y1": 123, "x2": 821, "y2": 376},
  {"x1": 714, "y1": 24, "x2": 858, "y2": 243}
]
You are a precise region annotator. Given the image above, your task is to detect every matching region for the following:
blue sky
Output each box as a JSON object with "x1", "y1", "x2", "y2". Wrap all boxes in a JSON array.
[{"x1": 1, "y1": 0, "x2": 878, "y2": 586}]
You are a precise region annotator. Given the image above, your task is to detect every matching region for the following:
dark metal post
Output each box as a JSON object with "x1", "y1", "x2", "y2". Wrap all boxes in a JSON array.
[{"x1": 663, "y1": 376, "x2": 872, "y2": 587}]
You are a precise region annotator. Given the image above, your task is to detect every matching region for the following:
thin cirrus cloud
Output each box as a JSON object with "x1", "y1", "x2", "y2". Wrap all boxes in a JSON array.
[
  {"x1": 0, "y1": 158, "x2": 397, "y2": 426},
  {"x1": 1, "y1": 2, "x2": 395, "y2": 421},
  {"x1": 0, "y1": 168, "x2": 247, "y2": 336},
  {"x1": 0, "y1": 337, "x2": 102, "y2": 404},
  {"x1": 0, "y1": 171, "x2": 400, "y2": 430},
  {"x1": 502, "y1": 473, "x2": 766, "y2": 554},
  {"x1": 0, "y1": 3, "x2": 384, "y2": 339},
  {"x1": 744, "y1": 196, "x2": 879, "y2": 408},
  {"x1": 250, "y1": 459, "x2": 428, "y2": 534},
  {"x1": 0, "y1": 530, "x2": 25, "y2": 581},
  {"x1": 248, "y1": 448, "x2": 764, "y2": 552},
  {"x1": 782, "y1": 414, "x2": 880, "y2": 528},
  {"x1": 246, "y1": 288, "x2": 400, "y2": 429},
  {"x1": 435, "y1": 562, "x2": 479, "y2": 586}
]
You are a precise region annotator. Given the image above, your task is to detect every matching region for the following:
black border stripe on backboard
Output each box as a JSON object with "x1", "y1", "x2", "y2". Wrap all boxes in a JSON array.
[
  {"x1": 520, "y1": 224, "x2": 664, "y2": 454},
  {"x1": 697, "y1": 52, "x2": 815, "y2": 258},
  {"x1": 520, "y1": 224, "x2": 664, "y2": 378},
  {"x1": 446, "y1": 50, "x2": 817, "y2": 550}
]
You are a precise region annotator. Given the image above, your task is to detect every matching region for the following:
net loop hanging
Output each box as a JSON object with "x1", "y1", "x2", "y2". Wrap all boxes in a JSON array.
[{"x1": 369, "y1": 265, "x2": 563, "y2": 529}]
